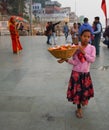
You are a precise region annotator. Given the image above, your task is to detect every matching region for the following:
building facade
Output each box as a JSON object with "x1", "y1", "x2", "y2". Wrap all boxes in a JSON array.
[{"x1": 45, "y1": 1, "x2": 61, "y2": 14}]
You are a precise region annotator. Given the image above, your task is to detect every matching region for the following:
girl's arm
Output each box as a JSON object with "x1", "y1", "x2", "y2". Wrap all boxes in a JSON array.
[
  {"x1": 85, "y1": 46, "x2": 96, "y2": 63},
  {"x1": 65, "y1": 55, "x2": 79, "y2": 65}
]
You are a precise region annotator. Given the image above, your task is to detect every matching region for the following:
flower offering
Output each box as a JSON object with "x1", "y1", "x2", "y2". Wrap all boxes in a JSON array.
[{"x1": 48, "y1": 44, "x2": 78, "y2": 63}]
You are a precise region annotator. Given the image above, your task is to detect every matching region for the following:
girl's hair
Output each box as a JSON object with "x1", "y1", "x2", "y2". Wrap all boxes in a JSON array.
[{"x1": 81, "y1": 29, "x2": 91, "y2": 36}]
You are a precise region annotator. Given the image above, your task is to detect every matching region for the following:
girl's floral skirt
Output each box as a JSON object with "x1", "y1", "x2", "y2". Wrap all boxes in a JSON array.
[{"x1": 67, "y1": 70, "x2": 94, "y2": 105}]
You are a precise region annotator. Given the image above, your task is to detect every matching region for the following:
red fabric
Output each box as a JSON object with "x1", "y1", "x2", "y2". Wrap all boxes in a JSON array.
[
  {"x1": 9, "y1": 23, "x2": 22, "y2": 53},
  {"x1": 101, "y1": 0, "x2": 107, "y2": 18},
  {"x1": 77, "y1": 52, "x2": 86, "y2": 63},
  {"x1": 67, "y1": 71, "x2": 94, "y2": 105}
]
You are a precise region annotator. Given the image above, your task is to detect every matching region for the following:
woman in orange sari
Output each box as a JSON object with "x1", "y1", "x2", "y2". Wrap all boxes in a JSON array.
[{"x1": 8, "y1": 16, "x2": 23, "y2": 54}]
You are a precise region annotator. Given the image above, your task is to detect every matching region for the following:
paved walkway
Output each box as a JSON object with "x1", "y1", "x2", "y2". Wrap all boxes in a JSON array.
[{"x1": 0, "y1": 35, "x2": 109, "y2": 130}]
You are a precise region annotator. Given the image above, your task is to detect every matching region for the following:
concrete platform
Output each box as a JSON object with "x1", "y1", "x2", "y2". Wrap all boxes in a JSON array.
[{"x1": 0, "y1": 35, "x2": 109, "y2": 130}]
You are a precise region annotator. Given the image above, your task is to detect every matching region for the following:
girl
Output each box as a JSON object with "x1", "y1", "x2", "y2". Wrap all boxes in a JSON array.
[{"x1": 65, "y1": 29, "x2": 96, "y2": 118}]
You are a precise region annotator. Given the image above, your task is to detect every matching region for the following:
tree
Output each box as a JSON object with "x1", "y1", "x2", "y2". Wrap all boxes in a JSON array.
[
  {"x1": 0, "y1": 0, "x2": 8, "y2": 15},
  {"x1": 0, "y1": 0, "x2": 27, "y2": 16}
]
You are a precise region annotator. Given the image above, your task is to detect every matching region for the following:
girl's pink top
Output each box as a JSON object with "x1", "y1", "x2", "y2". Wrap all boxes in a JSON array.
[{"x1": 68, "y1": 44, "x2": 96, "y2": 72}]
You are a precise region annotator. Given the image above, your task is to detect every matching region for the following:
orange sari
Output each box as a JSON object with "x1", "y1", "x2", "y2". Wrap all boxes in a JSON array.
[{"x1": 8, "y1": 17, "x2": 23, "y2": 53}]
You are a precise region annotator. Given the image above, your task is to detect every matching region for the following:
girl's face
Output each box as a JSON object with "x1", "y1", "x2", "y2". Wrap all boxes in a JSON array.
[{"x1": 80, "y1": 31, "x2": 91, "y2": 45}]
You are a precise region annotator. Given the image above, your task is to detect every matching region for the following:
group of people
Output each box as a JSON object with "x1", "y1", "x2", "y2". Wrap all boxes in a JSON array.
[
  {"x1": 45, "y1": 21, "x2": 61, "y2": 45},
  {"x1": 44, "y1": 17, "x2": 104, "y2": 119},
  {"x1": 8, "y1": 15, "x2": 107, "y2": 119},
  {"x1": 8, "y1": 15, "x2": 104, "y2": 56},
  {"x1": 45, "y1": 16, "x2": 103, "y2": 57},
  {"x1": 45, "y1": 17, "x2": 101, "y2": 118},
  {"x1": 63, "y1": 16, "x2": 103, "y2": 56}
]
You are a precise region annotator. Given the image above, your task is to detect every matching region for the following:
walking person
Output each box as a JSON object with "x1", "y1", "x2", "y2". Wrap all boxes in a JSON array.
[
  {"x1": 63, "y1": 22, "x2": 69, "y2": 42},
  {"x1": 45, "y1": 22, "x2": 52, "y2": 45},
  {"x1": 93, "y1": 16, "x2": 102, "y2": 56},
  {"x1": 8, "y1": 16, "x2": 23, "y2": 54},
  {"x1": 65, "y1": 29, "x2": 96, "y2": 118}
]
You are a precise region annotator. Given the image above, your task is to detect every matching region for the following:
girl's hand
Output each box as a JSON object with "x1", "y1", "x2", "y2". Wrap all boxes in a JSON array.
[
  {"x1": 78, "y1": 46, "x2": 85, "y2": 55},
  {"x1": 57, "y1": 59, "x2": 65, "y2": 63},
  {"x1": 65, "y1": 59, "x2": 68, "y2": 62}
]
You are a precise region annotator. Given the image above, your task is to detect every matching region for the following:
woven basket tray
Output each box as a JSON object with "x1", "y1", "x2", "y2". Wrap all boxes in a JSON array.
[{"x1": 48, "y1": 47, "x2": 78, "y2": 59}]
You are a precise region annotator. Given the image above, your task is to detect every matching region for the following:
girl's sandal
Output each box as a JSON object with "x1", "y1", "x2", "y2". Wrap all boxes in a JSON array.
[{"x1": 75, "y1": 109, "x2": 83, "y2": 118}]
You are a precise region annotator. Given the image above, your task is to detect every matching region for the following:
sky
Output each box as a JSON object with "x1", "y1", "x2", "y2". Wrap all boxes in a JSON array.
[{"x1": 51, "y1": 0, "x2": 109, "y2": 27}]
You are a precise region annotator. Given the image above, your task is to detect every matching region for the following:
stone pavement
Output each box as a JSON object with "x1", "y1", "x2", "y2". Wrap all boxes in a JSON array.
[{"x1": 0, "y1": 35, "x2": 109, "y2": 130}]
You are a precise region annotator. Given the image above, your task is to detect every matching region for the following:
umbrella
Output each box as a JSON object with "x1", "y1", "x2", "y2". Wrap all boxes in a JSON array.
[{"x1": 11, "y1": 16, "x2": 28, "y2": 23}]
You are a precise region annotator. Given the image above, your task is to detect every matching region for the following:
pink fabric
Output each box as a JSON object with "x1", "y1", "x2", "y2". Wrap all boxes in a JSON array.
[{"x1": 68, "y1": 44, "x2": 96, "y2": 72}]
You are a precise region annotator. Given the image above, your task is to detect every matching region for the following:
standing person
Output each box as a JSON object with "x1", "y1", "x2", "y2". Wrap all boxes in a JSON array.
[
  {"x1": 79, "y1": 17, "x2": 94, "y2": 43},
  {"x1": 8, "y1": 16, "x2": 23, "y2": 54},
  {"x1": 103, "y1": 25, "x2": 109, "y2": 48},
  {"x1": 63, "y1": 22, "x2": 69, "y2": 41},
  {"x1": 93, "y1": 16, "x2": 102, "y2": 56},
  {"x1": 50, "y1": 21, "x2": 61, "y2": 45},
  {"x1": 18, "y1": 22, "x2": 24, "y2": 31},
  {"x1": 45, "y1": 22, "x2": 52, "y2": 45},
  {"x1": 77, "y1": 23, "x2": 81, "y2": 30},
  {"x1": 16, "y1": 22, "x2": 24, "y2": 36},
  {"x1": 56, "y1": 25, "x2": 61, "y2": 36},
  {"x1": 70, "y1": 23, "x2": 79, "y2": 45},
  {"x1": 79, "y1": 17, "x2": 93, "y2": 35},
  {"x1": 77, "y1": 23, "x2": 81, "y2": 42},
  {"x1": 65, "y1": 29, "x2": 96, "y2": 118},
  {"x1": 91, "y1": 21, "x2": 96, "y2": 45}
]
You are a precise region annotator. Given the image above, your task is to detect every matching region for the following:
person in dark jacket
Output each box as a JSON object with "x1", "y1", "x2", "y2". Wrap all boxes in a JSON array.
[
  {"x1": 103, "y1": 26, "x2": 109, "y2": 48},
  {"x1": 93, "y1": 16, "x2": 102, "y2": 56},
  {"x1": 45, "y1": 22, "x2": 51, "y2": 45},
  {"x1": 50, "y1": 21, "x2": 61, "y2": 45}
]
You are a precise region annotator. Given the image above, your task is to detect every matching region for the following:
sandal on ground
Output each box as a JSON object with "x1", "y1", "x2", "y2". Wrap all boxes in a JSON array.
[{"x1": 75, "y1": 109, "x2": 83, "y2": 118}]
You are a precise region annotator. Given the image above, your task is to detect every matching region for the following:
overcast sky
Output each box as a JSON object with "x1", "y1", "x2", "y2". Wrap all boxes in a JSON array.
[{"x1": 52, "y1": 0, "x2": 109, "y2": 27}]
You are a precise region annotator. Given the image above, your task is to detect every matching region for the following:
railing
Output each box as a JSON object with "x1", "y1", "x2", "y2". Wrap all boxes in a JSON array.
[
  {"x1": 0, "y1": 20, "x2": 10, "y2": 36},
  {"x1": 0, "y1": 28, "x2": 10, "y2": 36},
  {"x1": 0, "y1": 15, "x2": 9, "y2": 21}
]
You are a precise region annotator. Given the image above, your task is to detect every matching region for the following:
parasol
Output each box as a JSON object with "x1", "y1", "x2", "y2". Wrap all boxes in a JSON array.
[{"x1": 10, "y1": 16, "x2": 28, "y2": 23}]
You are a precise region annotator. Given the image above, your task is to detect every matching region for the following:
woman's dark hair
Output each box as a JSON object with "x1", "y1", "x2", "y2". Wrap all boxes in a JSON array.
[{"x1": 81, "y1": 29, "x2": 91, "y2": 36}]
